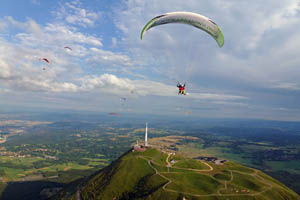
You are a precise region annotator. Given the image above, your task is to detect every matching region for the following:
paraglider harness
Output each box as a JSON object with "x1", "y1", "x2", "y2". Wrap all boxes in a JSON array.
[{"x1": 177, "y1": 82, "x2": 186, "y2": 95}]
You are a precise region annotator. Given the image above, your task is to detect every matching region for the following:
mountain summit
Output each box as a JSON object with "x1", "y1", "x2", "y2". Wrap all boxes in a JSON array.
[{"x1": 53, "y1": 148, "x2": 299, "y2": 200}]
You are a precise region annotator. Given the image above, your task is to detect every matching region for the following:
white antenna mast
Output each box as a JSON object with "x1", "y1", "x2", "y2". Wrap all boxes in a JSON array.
[{"x1": 145, "y1": 122, "x2": 148, "y2": 147}]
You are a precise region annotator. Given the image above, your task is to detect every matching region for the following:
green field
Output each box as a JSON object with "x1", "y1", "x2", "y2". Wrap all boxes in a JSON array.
[
  {"x1": 264, "y1": 161, "x2": 300, "y2": 174},
  {"x1": 172, "y1": 158, "x2": 210, "y2": 170},
  {"x1": 0, "y1": 156, "x2": 105, "y2": 182}
]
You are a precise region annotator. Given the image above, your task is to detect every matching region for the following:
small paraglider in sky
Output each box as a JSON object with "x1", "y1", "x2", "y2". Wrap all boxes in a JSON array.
[
  {"x1": 108, "y1": 112, "x2": 120, "y2": 117},
  {"x1": 177, "y1": 82, "x2": 186, "y2": 95},
  {"x1": 120, "y1": 97, "x2": 127, "y2": 101},
  {"x1": 39, "y1": 58, "x2": 50, "y2": 70},
  {"x1": 64, "y1": 46, "x2": 72, "y2": 51},
  {"x1": 40, "y1": 58, "x2": 50, "y2": 64}
]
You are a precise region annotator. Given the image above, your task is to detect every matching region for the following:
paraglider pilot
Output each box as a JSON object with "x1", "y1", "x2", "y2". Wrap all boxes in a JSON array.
[{"x1": 177, "y1": 82, "x2": 186, "y2": 95}]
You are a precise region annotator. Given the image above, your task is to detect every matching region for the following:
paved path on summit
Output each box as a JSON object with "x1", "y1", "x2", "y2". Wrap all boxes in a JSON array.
[{"x1": 138, "y1": 151, "x2": 274, "y2": 198}]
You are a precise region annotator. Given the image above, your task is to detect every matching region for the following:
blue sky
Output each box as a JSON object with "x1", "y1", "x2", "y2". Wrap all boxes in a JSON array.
[{"x1": 0, "y1": 0, "x2": 300, "y2": 121}]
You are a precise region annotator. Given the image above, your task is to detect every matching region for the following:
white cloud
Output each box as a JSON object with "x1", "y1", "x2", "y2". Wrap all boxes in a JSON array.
[
  {"x1": 55, "y1": 0, "x2": 102, "y2": 27},
  {"x1": 0, "y1": 88, "x2": 11, "y2": 93},
  {"x1": 89, "y1": 47, "x2": 132, "y2": 66},
  {"x1": 0, "y1": 20, "x2": 8, "y2": 32},
  {"x1": 211, "y1": 101, "x2": 248, "y2": 107},
  {"x1": 44, "y1": 23, "x2": 102, "y2": 46},
  {"x1": 0, "y1": 58, "x2": 11, "y2": 79},
  {"x1": 272, "y1": 82, "x2": 300, "y2": 90},
  {"x1": 31, "y1": 0, "x2": 40, "y2": 5},
  {"x1": 16, "y1": 23, "x2": 102, "y2": 48},
  {"x1": 15, "y1": 77, "x2": 79, "y2": 92},
  {"x1": 2, "y1": 16, "x2": 103, "y2": 49},
  {"x1": 190, "y1": 93, "x2": 248, "y2": 101},
  {"x1": 78, "y1": 73, "x2": 248, "y2": 101},
  {"x1": 112, "y1": 37, "x2": 117, "y2": 48}
]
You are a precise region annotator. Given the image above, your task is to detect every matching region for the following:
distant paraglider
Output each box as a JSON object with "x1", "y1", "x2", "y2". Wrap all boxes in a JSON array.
[
  {"x1": 64, "y1": 46, "x2": 72, "y2": 51},
  {"x1": 141, "y1": 11, "x2": 224, "y2": 48},
  {"x1": 177, "y1": 82, "x2": 186, "y2": 95},
  {"x1": 40, "y1": 58, "x2": 50, "y2": 64},
  {"x1": 108, "y1": 112, "x2": 120, "y2": 117},
  {"x1": 39, "y1": 58, "x2": 50, "y2": 70}
]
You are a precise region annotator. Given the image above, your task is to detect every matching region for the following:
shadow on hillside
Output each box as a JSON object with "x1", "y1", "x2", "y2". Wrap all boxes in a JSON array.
[{"x1": 0, "y1": 181, "x2": 65, "y2": 200}]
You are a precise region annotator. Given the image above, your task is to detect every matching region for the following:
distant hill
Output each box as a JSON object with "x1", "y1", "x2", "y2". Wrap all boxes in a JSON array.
[{"x1": 52, "y1": 148, "x2": 300, "y2": 200}]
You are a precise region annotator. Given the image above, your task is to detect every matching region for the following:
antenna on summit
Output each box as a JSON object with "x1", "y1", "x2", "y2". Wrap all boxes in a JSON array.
[{"x1": 145, "y1": 122, "x2": 148, "y2": 147}]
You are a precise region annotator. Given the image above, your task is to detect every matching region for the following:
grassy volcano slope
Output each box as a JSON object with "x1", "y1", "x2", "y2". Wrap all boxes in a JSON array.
[
  {"x1": 164, "y1": 173, "x2": 223, "y2": 195},
  {"x1": 56, "y1": 148, "x2": 299, "y2": 200},
  {"x1": 80, "y1": 149, "x2": 168, "y2": 200}
]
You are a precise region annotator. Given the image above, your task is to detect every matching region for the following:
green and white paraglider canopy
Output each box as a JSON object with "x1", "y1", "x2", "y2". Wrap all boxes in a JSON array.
[{"x1": 141, "y1": 11, "x2": 224, "y2": 48}]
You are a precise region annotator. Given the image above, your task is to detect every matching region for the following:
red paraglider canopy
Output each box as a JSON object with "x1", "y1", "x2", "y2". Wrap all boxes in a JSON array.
[
  {"x1": 40, "y1": 58, "x2": 50, "y2": 64},
  {"x1": 108, "y1": 112, "x2": 120, "y2": 117}
]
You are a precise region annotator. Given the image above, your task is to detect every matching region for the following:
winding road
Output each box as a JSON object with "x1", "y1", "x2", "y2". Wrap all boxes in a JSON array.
[{"x1": 138, "y1": 152, "x2": 274, "y2": 198}]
